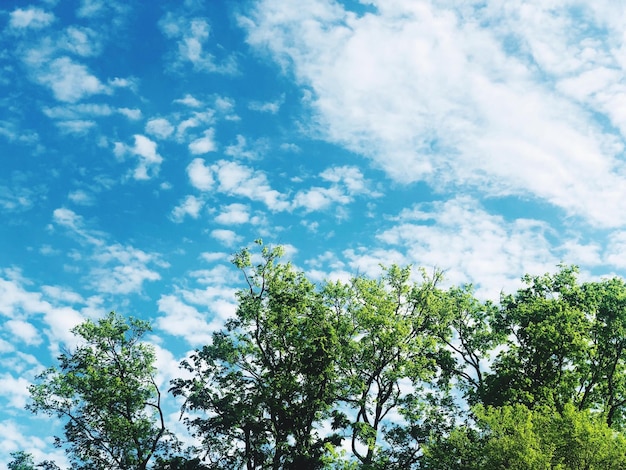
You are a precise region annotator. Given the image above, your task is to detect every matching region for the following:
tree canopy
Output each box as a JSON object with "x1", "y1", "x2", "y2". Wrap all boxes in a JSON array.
[{"x1": 24, "y1": 241, "x2": 626, "y2": 469}]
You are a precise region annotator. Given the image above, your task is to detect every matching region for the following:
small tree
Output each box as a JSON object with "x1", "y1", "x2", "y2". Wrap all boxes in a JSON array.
[
  {"x1": 8, "y1": 451, "x2": 35, "y2": 470},
  {"x1": 28, "y1": 312, "x2": 169, "y2": 469}
]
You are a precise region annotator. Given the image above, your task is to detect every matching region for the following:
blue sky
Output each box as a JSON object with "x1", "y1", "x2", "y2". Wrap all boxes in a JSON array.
[{"x1": 2, "y1": 0, "x2": 626, "y2": 465}]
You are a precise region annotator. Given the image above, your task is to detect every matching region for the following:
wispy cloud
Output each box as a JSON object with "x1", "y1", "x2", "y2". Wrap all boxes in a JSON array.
[
  {"x1": 159, "y1": 14, "x2": 237, "y2": 74},
  {"x1": 51, "y1": 208, "x2": 167, "y2": 295},
  {"x1": 241, "y1": 0, "x2": 626, "y2": 228}
]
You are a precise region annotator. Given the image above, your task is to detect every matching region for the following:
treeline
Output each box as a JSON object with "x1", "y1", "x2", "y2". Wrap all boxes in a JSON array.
[{"x1": 14, "y1": 240, "x2": 626, "y2": 469}]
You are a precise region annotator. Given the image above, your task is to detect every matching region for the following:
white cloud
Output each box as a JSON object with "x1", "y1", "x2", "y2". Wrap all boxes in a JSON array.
[
  {"x1": 5, "y1": 320, "x2": 42, "y2": 346},
  {"x1": 146, "y1": 118, "x2": 175, "y2": 139},
  {"x1": 52, "y1": 208, "x2": 166, "y2": 295},
  {"x1": 371, "y1": 197, "x2": 558, "y2": 299},
  {"x1": 604, "y1": 231, "x2": 626, "y2": 269},
  {"x1": 224, "y1": 134, "x2": 264, "y2": 159},
  {"x1": 156, "y1": 295, "x2": 215, "y2": 345},
  {"x1": 9, "y1": 7, "x2": 54, "y2": 29},
  {"x1": 248, "y1": 95, "x2": 284, "y2": 114},
  {"x1": 0, "y1": 374, "x2": 32, "y2": 409},
  {"x1": 117, "y1": 108, "x2": 142, "y2": 120},
  {"x1": 212, "y1": 160, "x2": 289, "y2": 211},
  {"x1": 0, "y1": 274, "x2": 85, "y2": 351},
  {"x1": 241, "y1": 0, "x2": 626, "y2": 228},
  {"x1": 119, "y1": 135, "x2": 163, "y2": 180},
  {"x1": 200, "y1": 251, "x2": 229, "y2": 263},
  {"x1": 42, "y1": 103, "x2": 113, "y2": 119},
  {"x1": 214, "y1": 203, "x2": 250, "y2": 225},
  {"x1": 77, "y1": 0, "x2": 105, "y2": 18},
  {"x1": 174, "y1": 94, "x2": 203, "y2": 107},
  {"x1": 108, "y1": 76, "x2": 137, "y2": 89},
  {"x1": 56, "y1": 119, "x2": 96, "y2": 135},
  {"x1": 187, "y1": 158, "x2": 214, "y2": 191},
  {"x1": 292, "y1": 186, "x2": 349, "y2": 212},
  {"x1": 160, "y1": 14, "x2": 237, "y2": 74},
  {"x1": 320, "y1": 166, "x2": 372, "y2": 195},
  {"x1": 52, "y1": 207, "x2": 105, "y2": 246},
  {"x1": 0, "y1": 185, "x2": 35, "y2": 213},
  {"x1": 68, "y1": 189, "x2": 95, "y2": 206},
  {"x1": 188, "y1": 128, "x2": 217, "y2": 154},
  {"x1": 175, "y1": 111, "x2": 215, "y2": 141},
  {"x1": 60, "y1": 26, "x2": 102, "y2": 57},
  {"x1": 89, "y1": 244, "x2": 166, "y2": 295},
  {"x1": 211, "y1": 229, "x2": 242, "y2": 247},
  {"x1": 37, "y1": 57, "x2": 108, "y2": 103},
  {"x1": 171, "y1": 195, "x2": 204, "y2": 222},
  {"x1": 291, "y1": 165, "x2": 378, "y2": 212}
]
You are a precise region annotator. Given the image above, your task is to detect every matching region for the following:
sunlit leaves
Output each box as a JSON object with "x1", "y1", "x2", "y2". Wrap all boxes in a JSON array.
[{"x1": 27, "y1": 312, "x2": 169, "y2": 470}]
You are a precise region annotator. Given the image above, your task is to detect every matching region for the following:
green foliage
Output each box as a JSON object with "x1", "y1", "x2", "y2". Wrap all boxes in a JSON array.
[
  {"x1": 8, "y1": 452, "x2": 35, "y2": 470},
  {"x1": 24, "y1": 248, "x2": 626, "y2": 469},
  {"x1": 172, "y1": 240, "x2": 340, "y2": 469},
  {"x1": 424, "y1": 403, "x2": 626, "y2": 469},
  {"x1": 323, "y1": 265, "x2": 448, "y2": 467},
  {"x1": 28, "y1": 312, "x2": 170, "y2": 470}
]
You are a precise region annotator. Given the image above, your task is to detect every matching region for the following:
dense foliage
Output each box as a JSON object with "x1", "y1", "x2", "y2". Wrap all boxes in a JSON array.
[{"x1": 23, "y1": 241, "x2": 626, "y2": 468}]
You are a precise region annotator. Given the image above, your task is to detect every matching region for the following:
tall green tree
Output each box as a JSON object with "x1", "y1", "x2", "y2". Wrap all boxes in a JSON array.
[
  {"x1": 171, "y1": 241, "x2": 340, "y2": 469},
  {"x1": 323, "y1": 265, "x2": 447, "y2": 468},
  {"x1": 576, "y1": 277, "x2": 626, "y2": 428},
  {"x1": 28, "y1": 312, "x2": 169, "y2": 470},
  {"x1": 481, "y1": 266, "x2": 589, "y2": 410}
]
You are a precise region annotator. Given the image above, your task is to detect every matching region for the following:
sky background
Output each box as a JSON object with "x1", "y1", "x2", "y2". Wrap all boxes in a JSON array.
[{"x1": 2, "y1": 0, "x2": 626, "y2": 465}]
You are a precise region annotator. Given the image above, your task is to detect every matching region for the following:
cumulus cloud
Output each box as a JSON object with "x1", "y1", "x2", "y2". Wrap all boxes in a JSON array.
[
  {"x1": 212, "y1": 160, "x2": 289, "y2": 211},
  {"x1": 211, "y1": 229, "x2": 242, "y2": 247},
  {"x1": 115, "y1": 135, "x2": 164, "y2": 180},
  {"x1": 224, "y1": 134, "x2": 265, "y2": 159},
  {"x1": 89, "y1": 244, "x2": 166, "y2": 295},
  {"x1": 156, "y1": 295, "x2": 216, "y2": 346},
  {"x1": 36, "y1": 57, "x2": 108, "y2": 102},
  {"x1": 0, "y1": 185, "x2": 36, "y2": 213},
  {"x1": 6, "y1": 320, "x2": 43, "y2": 346},
  {"x1": 188, "y1": 129, "x2": 217, "y2": 154},
  {"x1": 187, "y1": 158, "x2": 214, "y2": 191},
  {"x1": 292, "y1": 186, "x2": 350, "y2": 212},
  {"x1": 59, "y1": 26, "x2": 102, "y2": 57},
  {"x1": 170, "y1": 195, "x2": 204, "y2": 222},
  {"x1": 371, "y1": 196, "x2": 559, "y2": 298},
  {"x1": 9, "y1": 7, "x2": 54, "y2": 29},
  {"x1": 174, "y1": 94, "x2": 203, "y2": 107},
  {"x1": 214, "y1": 203, "x2": 250, "y2": 225},
  {"x1": 146, "y1": 118, "x2": 175, "y2": 139}
]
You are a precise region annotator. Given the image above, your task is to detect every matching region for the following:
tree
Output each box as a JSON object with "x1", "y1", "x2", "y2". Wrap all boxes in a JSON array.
[
  {"x1": 433, "y1": 284, "x2": 502, "y2": 404},
  {"x1": 8, "y1": 451, "x2": 59, "y2": 470},
  {"x1": 8, "y1": 451, "x2": 35, "y2": 470},
  {"x1": 171, "y1": 241, "x2": 340, "y2": 469},
  {"x1": 423, "y1": 403, "x2": 626, "y2": 469},
  {"x1": 322, "y1": 265, "x2": 447, "y2": 468},
  {"x1": 28, "y1": 312, "x2": 170, "y2": 470},
  {"x1": 576, "y1": 277, "x2": 626, "y2": 428},
  {"x1": 481, "y1": 266, "x2": 589, "y2": 410}
]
